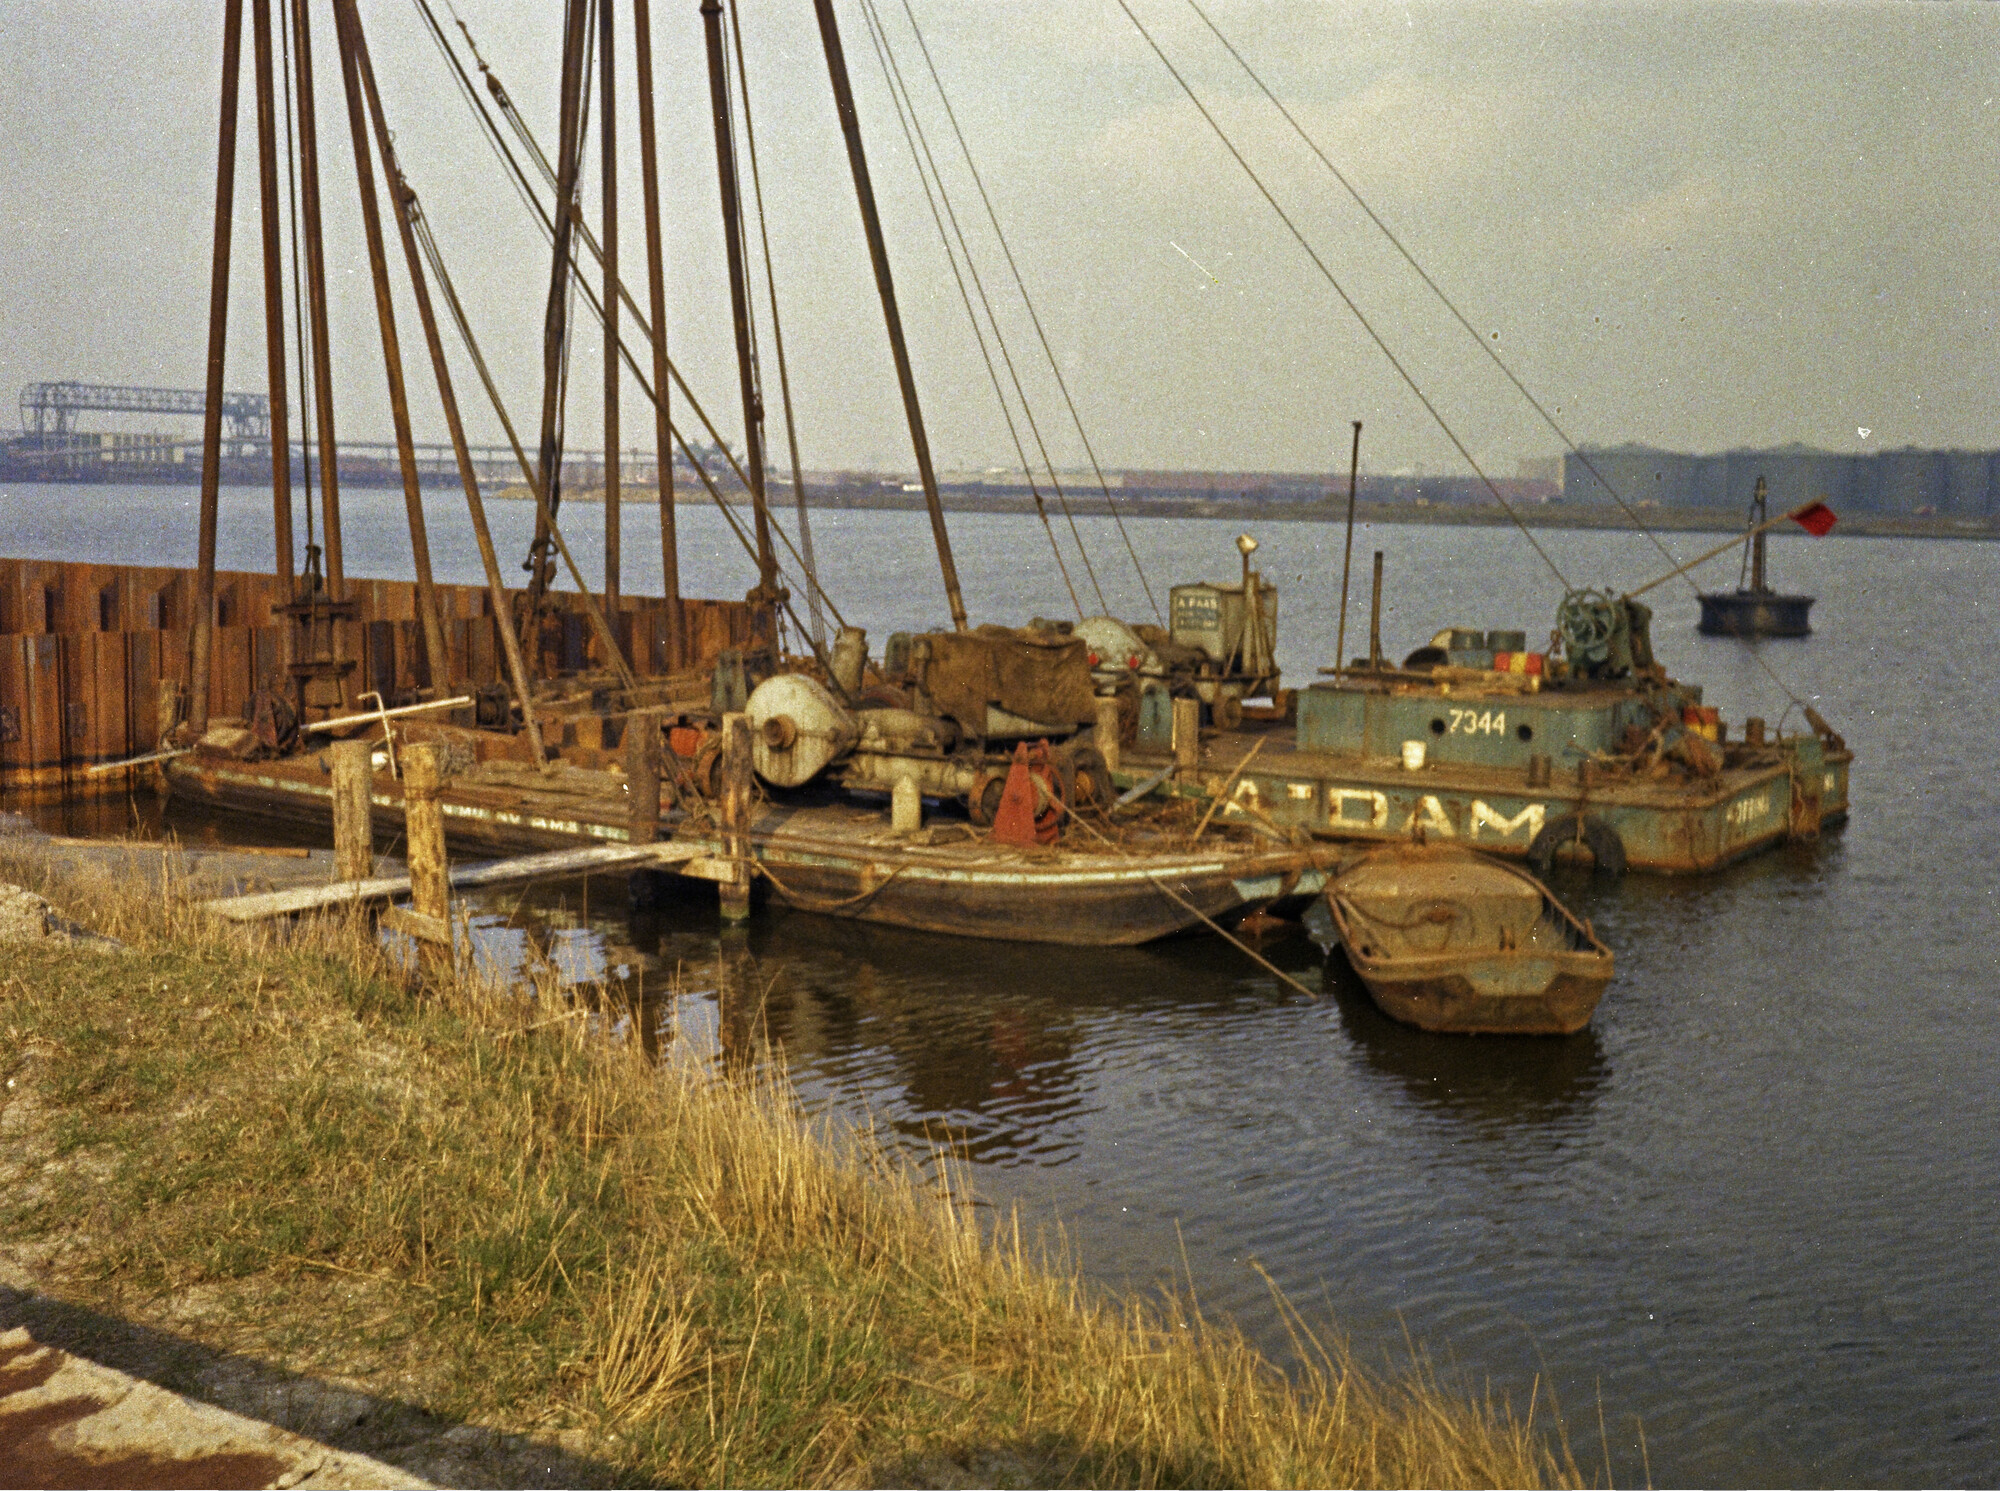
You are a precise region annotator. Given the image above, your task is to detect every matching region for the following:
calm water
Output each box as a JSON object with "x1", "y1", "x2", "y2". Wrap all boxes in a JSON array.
[{"x1": 7, "y1": 482, "x2": 1997, "y2": 1486}]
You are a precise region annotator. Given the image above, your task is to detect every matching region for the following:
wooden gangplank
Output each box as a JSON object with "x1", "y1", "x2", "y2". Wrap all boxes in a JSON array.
[{"x1": 202, "y1": 842, "x2": 703, "y2": 922}]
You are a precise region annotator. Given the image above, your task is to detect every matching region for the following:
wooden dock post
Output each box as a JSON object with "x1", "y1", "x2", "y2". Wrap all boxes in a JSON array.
[
  {"x1": 402, "y1": 742, "x2": 449, "y2": 928},
  {"x1": 625, "y1": 708, "x2": 662, "y2": 845},
  {"x1": 719, "y1": 711, "x2": 752, "y2": 921},
  {"x1": 1094, "y1": 694, "x2": 1122, "y2": 772},
  {"x1": 1172, "y1": 696, "x2": 1201, "y2": 777},
  {"x1": 330, "y1": 738, "x2": 374, "y2": 880}
]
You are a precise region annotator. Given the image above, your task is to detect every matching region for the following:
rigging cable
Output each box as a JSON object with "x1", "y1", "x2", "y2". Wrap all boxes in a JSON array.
[
  {"x1": 862, "y1": 0, "x2": 1097, "y2": 616},
  {"x1": 426, "y1": 0, "x2": 843, "y2": 621},
  {"x1": 865, "y1": 0, "x2": 1108, "y2": 616},
  {"x1": 557, "y1": 0, "x2": 597, "y2": 528},
  {"x1": 856, "y1": 0, "x2": 1084, "y2": 616},
  {"x1": 1180, "y1": 0, "x2": 1809, "y2": 706},
  {"x1": 727, "y1": 0, "x2": 825, "y2": 647},
  {"x1": 418, "y1": 1, "x2": 544, "y2": 228},
  {"x1": 279, "y1": 0, "x2": 313, "y2": 563},
  {"x1": 411, "y1": 0, "x2": 851, "y2": 630},
  {"x1": 406, "y1": 177, "x2": 845, "y2": 684},
  {"x1": 1179, "y1": 0, "x2": 1693, "y2": 588},
  {"x1": 525, "y1": 0, "x2": 595, "y2": 591},
  {"x1": 895, "y1": 0, "x2": 1162, "y2": 624},
  {"x1": 1113, "y1": 0, "x2": 1570, "y2": 590},
  {"x1": 408, "y1": 17, "x2": 848, "y2": 636}
]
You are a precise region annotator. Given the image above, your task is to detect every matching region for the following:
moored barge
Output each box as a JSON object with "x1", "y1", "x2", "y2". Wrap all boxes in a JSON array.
[
  {"x1": 1092, "y1": 564, "x2": 1849, "y2": 877},
  {"x1": 165, "y1": 733, "x2": 1336, "y2": 945}
]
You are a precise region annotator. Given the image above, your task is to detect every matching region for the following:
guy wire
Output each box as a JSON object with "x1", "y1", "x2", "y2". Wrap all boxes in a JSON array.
[
  {"x1": 1182, "y1": 0, "x2": 1812, "y2": 707},
  {"x1": 727, "y1": 0, "x2": 826, "y2": 647},
  {"x1": 898, "y1": 0, "x2": 1161, "y2": 622},
  {"x1": 409, "y1": 184, "x2": 843, "y2": 685},
  {"x1": 415, "y1": 0, "x2": 850, "y2": 630},
  {"x1": 866, "y1": 0, "x2": 1107, "y2": 614},
  {"x1": 857, "y1": 0, "x2": 1085, "y2": 616},
  {"x1": 413, "y1": 0, "x2": 543, "y2": 229},
  {"x1": 1115, "y1": 0, "x2": 1570, "y2": 590}
]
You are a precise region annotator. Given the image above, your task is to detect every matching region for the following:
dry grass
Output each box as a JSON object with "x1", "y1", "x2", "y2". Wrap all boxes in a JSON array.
[{"x1": 0, "y1": 847, "x2": 1580, "y2": 1488}]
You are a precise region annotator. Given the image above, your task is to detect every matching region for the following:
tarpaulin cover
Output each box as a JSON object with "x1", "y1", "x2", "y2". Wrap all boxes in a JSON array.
[{"x1": 924, "y1": 625, "x2": 1098, "y2": 734}]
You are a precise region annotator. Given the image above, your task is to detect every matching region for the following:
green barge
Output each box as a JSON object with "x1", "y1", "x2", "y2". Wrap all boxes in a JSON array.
[
  {"x1": 1114, "y1": 579, "x2": 1849, "y2": 876},
  {"x1": 1125, "y1": 696, "x2": 1846, "y2": 876}
]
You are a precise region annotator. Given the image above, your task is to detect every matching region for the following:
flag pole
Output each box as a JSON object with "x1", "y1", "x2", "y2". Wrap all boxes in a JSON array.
[{"x1": 1624, "y1": 501, "x2": 1836, "y2": 601}]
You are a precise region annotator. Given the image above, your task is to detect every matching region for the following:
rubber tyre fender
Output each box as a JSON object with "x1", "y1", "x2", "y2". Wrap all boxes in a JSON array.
[{"x1": 1527, "y1": 813, "x2": 1627, "y2": 877}]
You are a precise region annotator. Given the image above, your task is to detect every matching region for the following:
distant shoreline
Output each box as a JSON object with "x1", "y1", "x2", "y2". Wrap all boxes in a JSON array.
[
  {"x1": 3, "y1": 468, "x2": 1985, "y2": 542},
  {"x1": 496, "y1": 482, "x2": 2000, "y2": 543}
]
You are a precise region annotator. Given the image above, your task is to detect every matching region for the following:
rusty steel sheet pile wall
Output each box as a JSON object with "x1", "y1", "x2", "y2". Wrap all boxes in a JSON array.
[{"x1": 0, "y1": 556, "x2": 757, "y2": 793}]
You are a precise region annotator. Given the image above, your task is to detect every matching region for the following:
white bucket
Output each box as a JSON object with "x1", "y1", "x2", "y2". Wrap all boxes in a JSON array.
[{"x1": 1401, "y1": 739, "x2": 1427, "y2": 771}]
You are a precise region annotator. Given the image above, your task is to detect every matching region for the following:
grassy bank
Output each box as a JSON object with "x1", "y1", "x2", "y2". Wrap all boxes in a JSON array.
[{"x1": 0, "y1": 853, "x2": 1577, "y2": 1488}]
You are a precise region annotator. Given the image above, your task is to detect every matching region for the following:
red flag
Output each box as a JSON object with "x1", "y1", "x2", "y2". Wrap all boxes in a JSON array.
[{"x1": 1790, "y1": 501, "x2": 1838, "y2": 536}]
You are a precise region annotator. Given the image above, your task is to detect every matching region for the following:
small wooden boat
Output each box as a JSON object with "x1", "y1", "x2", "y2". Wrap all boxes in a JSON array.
[{"x1": 1325, "y1": 844, "x2": 1612, "y2": 1034}]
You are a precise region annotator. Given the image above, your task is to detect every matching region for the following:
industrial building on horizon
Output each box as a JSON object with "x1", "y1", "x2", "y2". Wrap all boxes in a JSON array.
[
  {"x1": 1565, "y1": 442, "x2": 2000, "y2": 519},
  {"x1": 12, "y1": 381, "x2": 1997, "y2": 521}
]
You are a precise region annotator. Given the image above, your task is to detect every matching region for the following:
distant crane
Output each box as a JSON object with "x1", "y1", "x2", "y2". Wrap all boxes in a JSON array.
[{"x1": 19, "y1": 381, "x2": 270, "y2": 443}]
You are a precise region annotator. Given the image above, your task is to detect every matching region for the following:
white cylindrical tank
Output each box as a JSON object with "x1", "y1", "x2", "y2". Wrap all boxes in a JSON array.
[{"x1": 745, "y1": 673, "x2": 858, "y2": 788}]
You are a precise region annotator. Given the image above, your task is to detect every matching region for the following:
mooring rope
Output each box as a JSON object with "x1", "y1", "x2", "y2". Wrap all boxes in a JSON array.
[
  {"x1": 1146, "y1": 873, "x2": 1321, "y2": 1000},
  {"x1": 755, "y1": 857, "x2": 909, "y2": 911}
]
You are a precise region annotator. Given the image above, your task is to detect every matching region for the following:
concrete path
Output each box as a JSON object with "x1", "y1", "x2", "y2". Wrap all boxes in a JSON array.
[
  {"x1": 0, "y1": 813, "x2": 354, "y2": 903},
  {"x1": 0, "y1": 1326, "x2": 431, "y2": 1489}
]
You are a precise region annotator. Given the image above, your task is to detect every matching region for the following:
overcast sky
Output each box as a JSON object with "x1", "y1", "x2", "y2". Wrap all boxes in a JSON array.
[{"x1": 3, "y1": 0, "x2": 1993, "y2": 477}]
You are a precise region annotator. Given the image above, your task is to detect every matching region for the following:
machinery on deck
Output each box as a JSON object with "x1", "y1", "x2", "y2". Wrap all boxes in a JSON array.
[{"x1": 743, "y1": 622, "x2": 1113, "y2": 824}]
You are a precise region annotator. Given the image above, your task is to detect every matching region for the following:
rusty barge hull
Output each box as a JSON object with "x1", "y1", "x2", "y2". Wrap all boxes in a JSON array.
[
  {"x1": 165, "y1": 753, "x2": 1332, "y2": 945},
  {"x1": 740, "y1": 809, "x2": 1331, "y2": 944},
  {"x1": 1123, "y1": 728, "x2": 1852, "y2": 875}
]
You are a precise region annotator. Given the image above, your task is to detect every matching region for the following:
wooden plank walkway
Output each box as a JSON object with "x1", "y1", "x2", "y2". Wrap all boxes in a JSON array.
[{"x1": 202, "y1": 842, "x2": 705, "y2": 922}]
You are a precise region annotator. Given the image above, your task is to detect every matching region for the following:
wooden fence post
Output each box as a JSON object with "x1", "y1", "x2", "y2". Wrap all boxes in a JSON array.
[
  {"x1": 625, "y1": 708, "x2": 662, "y2": 845},
  {"x1": 330, "y1": 738, "x2": 373, "y2": 880},
  {"x1": 402, "y1": 742, "x2": 449, "y2": 927},
  {"x1": 719, "y1": 711, "x2": 752, "y2": 921}
]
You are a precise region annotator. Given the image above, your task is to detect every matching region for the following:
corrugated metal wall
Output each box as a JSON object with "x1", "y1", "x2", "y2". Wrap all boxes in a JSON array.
[{"x1": 0, "y1": 557, "x2": 757, "y2": 793}]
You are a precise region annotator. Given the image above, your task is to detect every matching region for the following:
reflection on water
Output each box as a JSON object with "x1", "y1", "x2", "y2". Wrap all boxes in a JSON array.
[
  {"x1": 630, "y1": 893, "x2": 1267, "y2": 1166},
  {"x1": 1322, "y1": 965, "x2": 1610, "y2": 1129},
  {"x1": 8, "y1": 491, "x2": 1998, "y2": 1485}
]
